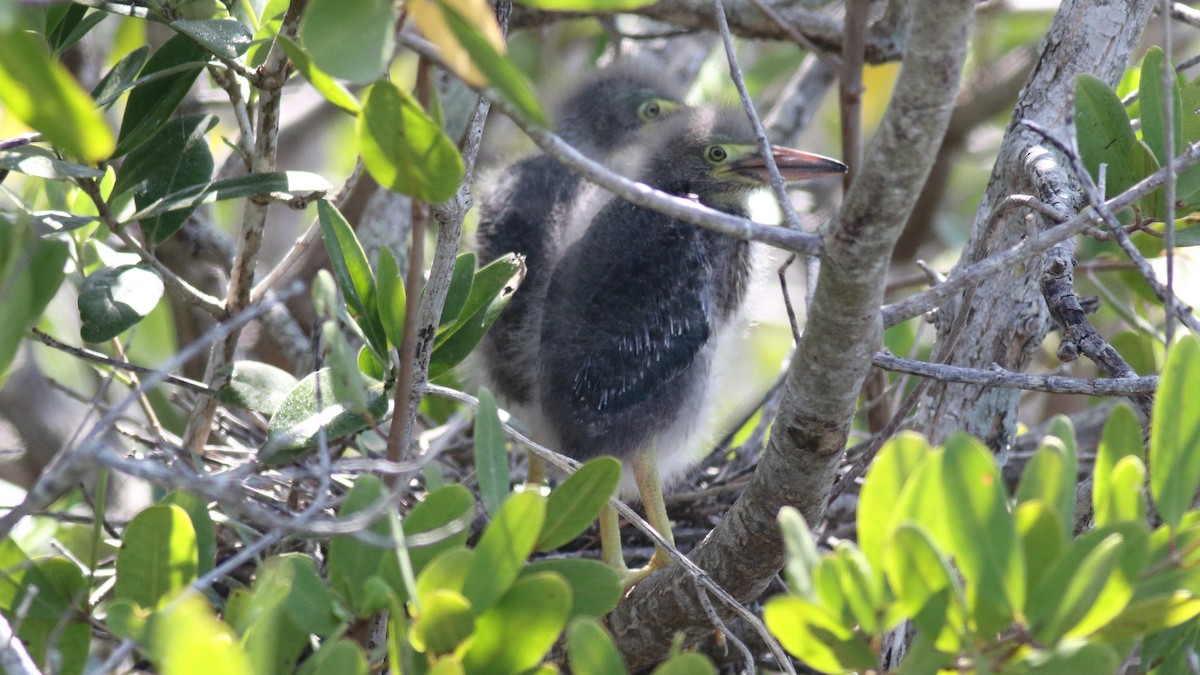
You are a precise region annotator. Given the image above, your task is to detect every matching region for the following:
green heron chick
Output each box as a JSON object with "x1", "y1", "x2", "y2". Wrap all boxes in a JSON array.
[
  {"x1": 537, "y1": 109, "x2": 846, "y2": 582},
  {"x1": 474, "y1": 68, "x2": 685, "y2": 467}
]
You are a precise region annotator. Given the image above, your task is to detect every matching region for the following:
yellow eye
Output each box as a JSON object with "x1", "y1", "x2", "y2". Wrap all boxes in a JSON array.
[
  {"x1": 705, "y1": 145, "x2": 728, "y2": 163},
  {"x1": 638, "y1": 100, "x2": 662, "y2": 121}
]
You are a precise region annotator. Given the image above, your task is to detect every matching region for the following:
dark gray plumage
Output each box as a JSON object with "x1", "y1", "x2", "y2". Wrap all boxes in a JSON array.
[
  {"x1": 536, "y1": 108, "x2": 846, "y2": 579},
  {"x1": 474, "y1": 68, "x2": 685, "y2": 413}
]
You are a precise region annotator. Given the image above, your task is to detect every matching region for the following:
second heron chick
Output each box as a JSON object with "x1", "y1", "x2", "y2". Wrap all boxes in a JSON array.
[
  {"x1": 474, "y1": 68, "x2": 685, "y2": 431},
  {"x1": 537, "y1": 108, "x2": 847, "y2": 583}
]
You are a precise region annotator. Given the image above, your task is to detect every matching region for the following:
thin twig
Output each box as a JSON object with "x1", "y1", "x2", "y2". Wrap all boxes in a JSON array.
[
  {"x1": 397, "y1": 31, "x2": 824, "y2": 257},
  {"x1": 882, "y1": 139, "x2": 1200, "y2": 328},
  {"x1": 1162, "y1": 0, "x2": 1178, "y2": 344},
  {"x1": 713, "y1": 0, "x2": 805, "y2": 231},
  {"x1": 872, "y1": 352, "x2": 1158, "y2": 395},
  {"x1": 30, "y1": 328, "x2": 215, "y2": 396}
]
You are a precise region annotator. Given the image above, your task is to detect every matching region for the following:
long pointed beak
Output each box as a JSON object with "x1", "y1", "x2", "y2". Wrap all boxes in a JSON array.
[{"x1": 732, "y1": 146, "x2": 848, "y2": 183}]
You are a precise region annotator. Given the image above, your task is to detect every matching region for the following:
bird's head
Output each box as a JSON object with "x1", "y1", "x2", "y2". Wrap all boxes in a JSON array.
[
  {"x1": 637, "y1": 109, "x2": 847, "y2": 211},
  {"x1": 555, "y1": 66, "x2": 686, "y2": 155}
]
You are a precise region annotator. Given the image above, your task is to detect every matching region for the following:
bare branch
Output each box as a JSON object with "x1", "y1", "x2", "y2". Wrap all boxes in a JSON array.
[{"x1": 872, "y1": 352, "x2": 1157, "y2": 396}]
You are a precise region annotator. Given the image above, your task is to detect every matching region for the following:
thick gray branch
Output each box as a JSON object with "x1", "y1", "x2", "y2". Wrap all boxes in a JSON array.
[
  {"x1": 914, "y1": 0, "x2": 1155, "y2": 449},
  {"x1": 606, "y1": 0, "x2": 976, "y2": 668}
]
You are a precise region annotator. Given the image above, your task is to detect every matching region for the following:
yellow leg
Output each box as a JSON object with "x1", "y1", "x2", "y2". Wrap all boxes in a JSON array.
[
  {"x1": 632, "y1": 452, "x2": 675, "y2": 572},
  {"x1": 526, "y1": 449, "x2": 545, "y2": 485},
  {"x1": 600, "y1": 502, "x2": 630, "y2": 575}
]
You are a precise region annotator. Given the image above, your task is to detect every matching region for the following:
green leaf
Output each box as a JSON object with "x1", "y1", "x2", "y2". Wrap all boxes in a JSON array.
[
  {"x1": 0, "y1": 146, "x2": 104, "y2": 180},
  {"x1": 147, "y1": 591, "x2": 253, "y2": 675},
  {"x1": 329, "y1": 475, "x2": 393, "y2": 617},
  {"x1": 1027, "y1": 524, "x2": 1148, "y2": 644},
  {"x1": 1014, "y1": 437, "x2": 1073, "y2": 536},
  {"x1": 0, "y1": 27, "x2": 115, "y2": 162},
  {"x1": 779, "y1": 505, "x2": 820, "y2": 599},
  {"x1": 939, "y1": 434, "x2": 1022, "y2": 636},
  {"x1": 438, "y1": 252, "x2": 476, "y2": 329},
  {"x1": 216, "y1": 360, "x2": 300, "y2": 415},
  {"x1": 116, "y1": 114, "x2": 217, "y2": 243},
  {"x1": 653, "y1": 653, "x2": 717, "y2": 674},
  {"x1": 412, "y1": 589, "x2": 475, "y2": 655},
  {"x1": 461, "y1": 490, "x2": 546, "y2": 615},
  {"x1": 1095, "y1": 591, "x2": 1200, "y2": 642},
  {"x1": 1075, "y1": 73, "x2": 1139, "y2": 199},
  {"x1": 1175, "y1": 223, "x2": 1200, "y2": 246},
  {"x1": 1023, "y1": 641, "x2": 1119, "y2": 675},
  {"x1": 317, "y1": 199, "x2": 387, "y2": 355},
  {"x1": 116, "y1": 33, "x2": 209, "y2": 157},
  {"x1": 1140, "y1": 47, "x2": 1183, "y2": 170},
  {"x1": 417, "y1": 548, "x2": 476, "y2": 600},
  {"x1": 170, "y1": 19, "x2": 253, "y2": 59},
  {"x1": 522, "y1": 559, "x2": 621, "y2": 619},
  {"x1": 124, "y1": 170, "x2": 331, "y2": 223},
  {"x1": 513, "y1": 0, "x2": 659, "y2": 10},
  {"x1": 428, "y1": 254, "x2": 525, "y2": 380},
  {"x1": 78, "y1": 264, "x2": 165, "y2": 343},
  {"x1": 858, "y1": 431, "x2": 931, "y2": 572},
  {"x1": 474, "y1": 388, "x2": 510, "y2": 516},
  {"x1": 461, "y1": 572, "x2": 571, "y2": 675},
  {"x1": 299, "y1": 0, "x2": 394, "y2": 84},
  {"x1": 358, "y1": 81, "x2": 465, "y2": 203},
  {"x1": 885, "y1": 524, "x2": 966, "y2": 653},
  {"x1": 260, "y1": 553, "x2": 340, "y2": 637},
  {"x1": 240, "y1": 558, "x2": 313, "y2": 674},
  {"x1": 1093, "y1": 402, "x2": 1145, "y2": 527},
  {"x1": 403, "y1": 484, "x2": 475, "y2": 575},
  {"x1": 373, "y1": 247, "x2": 407, "y2": 351},
  {"x1": 261, "y1": 368, "x2": 389, "y2": 463},
  {"x1": 763, "y1": 595, "x2": 878, "y2": 673},
  {"x1": 1151, "y1": 335, "x2": 1200, "y2": 530},
  {"x1": 1016, "y1": 500, "x2": 1065, "y2": 607},
  {"x1": 298, "y1": 638, "x2": 368, "y2": 675},
  {"x1": 0, "y1": 226, "x2": 68, "y2": 384},
  {"x1": 115, "y1": 504, "x2": 198, "y2": 609},
  {"x1": 537, "y1": 457, "x2": 620, "y2": 551},
  {"x1": 438, "y1": 2, "x2": 550, "y2": 127},
  {"x1": 1177, "y1": 77, "x2": 1200, "y2": 204},
  {"x1": 278, "y1": 36, "x2": 360, "y2": 114},
  {"x1": 161, "y1": 490, "x2": 216, "y2": 575},
  {"x1": 567, "y1": 618, "x2": 626, "y2": 675},
  {"x1": 1099, "y1": 455, "x2": 1147, "y2": 525},
  {"x1": 11, "y1": 558, "x2": 91, "y2": 675},
  {"x1": 92, "y1": 46, "x2": 150, "y2": 108}
]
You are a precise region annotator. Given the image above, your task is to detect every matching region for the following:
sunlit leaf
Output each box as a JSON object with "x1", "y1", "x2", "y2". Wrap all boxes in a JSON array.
[
  {"x1": 115, "y1": 504, "x2": 198, "y2": 609},
  {"x1": 474, "y1": 388, "x2": 509, "y2": 516},
  {"x1": 299, "y1": 0, "x2": 394, "y2": 84},
  {"x1": 461, "y1": 490, "x2": 545, "y2": 615},
  {"x1": 438, "y1": 2, "x2": 549, "y2": 126},
  {"x1": 278, "y1": 36, "x2": 360, "y2": 114},
  {"x1": 461, "y1": 572, "x2": 571, "y2": 674},
  {"x1": 216, "y1": 360, "x2": 300, "y2": 415},
  {"x1": 170, "y1": 19, "x2": 253, "y2": 59},
  {"x1": 358, "y1": 81, "x2": 465, "y2": 203},
  {"x1": 0, "y1": 27, "x2": 114, "y2": 162},
  {"x1": 858, "y1": 431, "x2": 931, "y2": 572},
  {"x1": 536, "y1": 456, "x2": 620, "y2": 551},
  {"x1": 78, "y1": 265, "x2": 165, "y2": 343},
  {"x1": 147, "y1": 591, "x2": 252, "y2": 675},
  {"x1": 567, "y1": 618, "x2": 626, "y2": 675},
  {"x1": 522, "y1": 559, "x2": 621, "y2": 619},
  {"x1": 1150, "y1": 334, "x2": 1200, "y2": 529},
  {"x1": 261, "y1": 368, "x2": 389, "y2": 462},
  {"x1": 409, "y1": 0, "x2": 503, "y2": 88}
]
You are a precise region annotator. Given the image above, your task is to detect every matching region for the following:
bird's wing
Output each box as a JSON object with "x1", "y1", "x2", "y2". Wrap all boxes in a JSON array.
[{"x1": 540, "y1": 203, "x2": 712, "y2": 456}]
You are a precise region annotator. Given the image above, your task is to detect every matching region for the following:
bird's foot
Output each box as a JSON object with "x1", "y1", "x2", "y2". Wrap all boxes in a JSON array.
[{"x1": 618, "y1": 551, "x2": 674, "y2": 592}]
